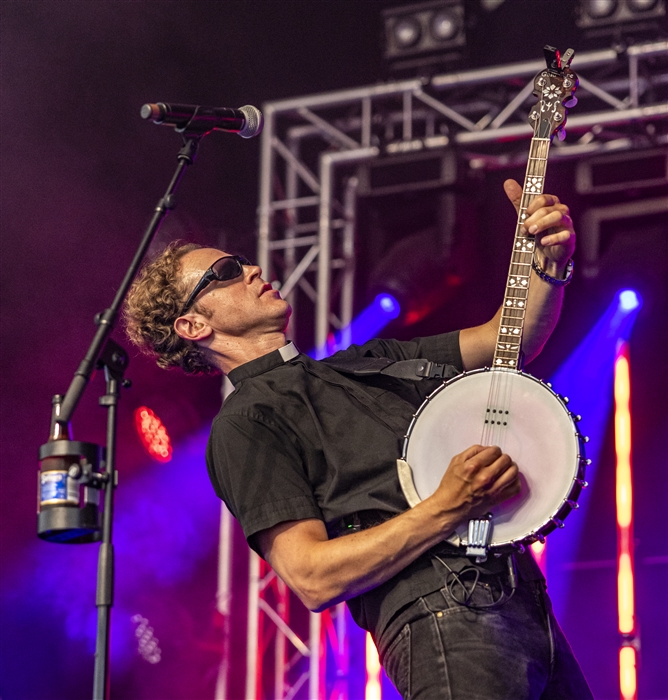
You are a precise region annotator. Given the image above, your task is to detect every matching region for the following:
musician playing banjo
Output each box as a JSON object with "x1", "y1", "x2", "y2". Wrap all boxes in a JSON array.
[{"x1": 124, "y1": 178, "x2": 593, "y2": 698}]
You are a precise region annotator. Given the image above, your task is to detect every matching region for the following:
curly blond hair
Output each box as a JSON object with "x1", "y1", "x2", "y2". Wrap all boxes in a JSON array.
[{"x1": 124, "y1": 241, "x2": 218, "y2": 375}]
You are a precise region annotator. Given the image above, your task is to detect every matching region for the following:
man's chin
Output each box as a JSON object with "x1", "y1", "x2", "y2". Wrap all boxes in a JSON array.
[{"x1": 280, "y1": 301, "x2": 293, "y2": 331}]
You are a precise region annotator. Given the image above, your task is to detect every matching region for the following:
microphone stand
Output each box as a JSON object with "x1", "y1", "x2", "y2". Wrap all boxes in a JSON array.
[{"x1": 39, "y1": 132, "x2": 204, "y2": 700}]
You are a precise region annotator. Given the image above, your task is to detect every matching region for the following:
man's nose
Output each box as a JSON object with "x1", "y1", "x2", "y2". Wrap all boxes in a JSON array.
[{"x1": 244, "y1": 264, "x2": 262, "y2": 282}]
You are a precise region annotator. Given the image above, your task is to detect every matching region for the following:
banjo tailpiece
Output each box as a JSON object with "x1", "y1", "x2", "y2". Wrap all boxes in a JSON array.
[{"x1": 466, "y1": 514, "x2": 494, "y2": 562}]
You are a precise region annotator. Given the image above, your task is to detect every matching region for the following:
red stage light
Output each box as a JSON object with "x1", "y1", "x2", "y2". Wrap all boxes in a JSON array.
[{"x1": 134, "y1": 406, "x2": 173, "y2": 462}]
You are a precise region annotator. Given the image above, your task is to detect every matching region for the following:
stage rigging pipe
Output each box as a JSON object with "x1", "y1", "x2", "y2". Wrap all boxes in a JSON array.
[
  {"x1": 455, "y1": 104, "x2": 668, "y2": 143},
  {"x1": 431, "y1": 47, "x2": 618, "y2": 89},
  {"x1": 284, "y1": 134, "x2": 301, "y2": 340},
  {"x1": 245, "y1": 553, "x2": 261, "y2": 700},
  {"x1": 258, "y1": 106, "x2": 275, "y2": 276},
  {"x1": 214, "y1": 503, "x2": 233, "y2": 700},
  {"x1": 267, "y1": 78, "x2": 425, "y2": 114},
  {"x1": 316, "y1": 148, "x2": 379, "y2": 351},
  {"x1": 309, "y1": 611, "x2": 322, "y2": 700},
  {"x1": 340, "y1": 176, "x2": 359, "y2": 351}
]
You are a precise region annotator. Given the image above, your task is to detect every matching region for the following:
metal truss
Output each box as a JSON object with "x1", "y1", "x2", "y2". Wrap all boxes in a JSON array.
[
  {"x1": 215, "y1": 508, "x2": 350, "y2": 700},
  {"x1": 245, "y1": 40, "x2": 668, "y2": 698},
  {"x1": 258, "y1": 39, "x2": 668, "y2": 347},
  {"x1": 245, "y1": 552, "x2": 349, "y2": 700}
]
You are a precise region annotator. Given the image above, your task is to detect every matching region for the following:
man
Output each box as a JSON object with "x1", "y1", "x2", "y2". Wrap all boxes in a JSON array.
[{"x1": 125, "y1": 179, "x2": 592, "y2": 699}]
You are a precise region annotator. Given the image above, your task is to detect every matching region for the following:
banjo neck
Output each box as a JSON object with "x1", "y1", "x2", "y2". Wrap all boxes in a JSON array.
[
  {"x1": 492, "y1": 136, "x2": 551, "y2": 371},
  {"x1": 492, "y1": 45, "x2": 578, "y2": 371}
]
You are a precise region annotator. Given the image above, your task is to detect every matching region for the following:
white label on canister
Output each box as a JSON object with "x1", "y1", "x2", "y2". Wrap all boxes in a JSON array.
[{"x1": 40, "y1": 472, "x2": 79, "y2": 506}]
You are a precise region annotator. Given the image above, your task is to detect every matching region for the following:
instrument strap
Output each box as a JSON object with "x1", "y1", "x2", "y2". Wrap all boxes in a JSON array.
[{"x1": 321, "y1": 356, "x2": 460, "y2": 381}]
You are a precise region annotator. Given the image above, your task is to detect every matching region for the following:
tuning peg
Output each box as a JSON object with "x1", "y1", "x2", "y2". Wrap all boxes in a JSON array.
[
  {"x1": 564, "y1": 96, "x2": 578, "y2": 108},
  {"x1": 558, "y1": 128, "x2": 567, "y2": 141}
]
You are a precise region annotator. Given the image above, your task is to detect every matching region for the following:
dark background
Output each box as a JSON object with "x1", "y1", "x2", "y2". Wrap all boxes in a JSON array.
[{"x1": 1, "y1": 2, "x2": 666, "y2": 699}]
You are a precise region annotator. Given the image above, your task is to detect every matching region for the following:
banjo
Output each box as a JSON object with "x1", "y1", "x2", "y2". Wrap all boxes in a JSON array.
[{"x1": 397, "y1": 46, "x2": 589, "y2": 560}]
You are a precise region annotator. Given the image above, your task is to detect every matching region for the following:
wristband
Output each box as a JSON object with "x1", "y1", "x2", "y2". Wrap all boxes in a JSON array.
[{"x1": 532, "y1": 258, "x2": 574, "y2": 287}]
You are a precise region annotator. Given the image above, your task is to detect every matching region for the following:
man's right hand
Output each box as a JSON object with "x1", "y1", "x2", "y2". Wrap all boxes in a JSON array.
[{"x1": 430, "y1": 444, "x2": 521, "y2": 529}]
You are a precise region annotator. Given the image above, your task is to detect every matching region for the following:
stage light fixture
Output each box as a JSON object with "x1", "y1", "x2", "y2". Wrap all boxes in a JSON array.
[
  {"x1": 575, "y1": 0, "x2": 666, "y2": 29},
  {"x1": 394, "y1": 16, "x2": 422, "y2": 48},
  {"x1": 586, "y1": 0, "x2": 619, "y2": 19},
  {"x1": 628, "y1": 0, "x2": 660, "y2": 10},
  {"x1": 430, "y1": 8, "x2": 461, "y2": 42},
  {"x1": 382, "y1": 0, "x2": 466, "y2": 69}
]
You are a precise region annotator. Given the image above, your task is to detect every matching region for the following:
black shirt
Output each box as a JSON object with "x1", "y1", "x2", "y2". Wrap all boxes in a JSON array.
[{"x1": 206, "y1": 332, "x2": 542, "y2": 640}]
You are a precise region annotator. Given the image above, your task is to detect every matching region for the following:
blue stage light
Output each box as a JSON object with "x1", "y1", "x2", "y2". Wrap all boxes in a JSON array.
[
  {"x1": 313, "y1": 294, "x2": 401, "y2": 359},
  {"x1": 545, "y1": 288, "x2": 642, "y2": 620},
  {"x1": 377, "y1": 293, "x2": 401, "y2": 318},
  {"x1": 618, "y1": 289, "x2": 641, "y2": 312}
]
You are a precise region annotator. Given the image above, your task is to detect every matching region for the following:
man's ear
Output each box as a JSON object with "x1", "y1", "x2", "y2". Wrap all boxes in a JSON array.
[{"x1": 174, "y1": 314, "x2": 213, "y2": 343}]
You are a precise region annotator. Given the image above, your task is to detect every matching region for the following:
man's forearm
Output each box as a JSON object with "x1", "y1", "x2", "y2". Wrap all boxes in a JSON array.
[
  {"x1": 460, "y1": 268, "x2": 564, "y2": 370},
  {"x1": 462, "y1": 182, "x2": 575, "y2": 369},
  {"x1": 522, "y1": 265, "x2": 566, "y2": 362},
  {"x1": 265, "y1": 498, "x2": 461, "y2": 612},
  {"x1": 262, "y1": 446, "x2": 520, "y2": 612}
]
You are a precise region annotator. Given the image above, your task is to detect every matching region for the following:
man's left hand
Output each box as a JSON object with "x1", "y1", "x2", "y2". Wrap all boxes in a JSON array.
[{"x1": 503, "y1": 179, "x2": 576, "y2": 273}]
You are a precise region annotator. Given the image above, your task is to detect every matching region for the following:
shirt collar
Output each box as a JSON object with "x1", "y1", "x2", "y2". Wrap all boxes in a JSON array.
[{"x1": 227, "y1": 341, "x2": 300, "y2": 386}]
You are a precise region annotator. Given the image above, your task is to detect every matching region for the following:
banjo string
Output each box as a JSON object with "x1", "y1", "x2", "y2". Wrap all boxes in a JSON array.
[{"x1": 482, "y1": 370, "x2": 512, "y2": 450}]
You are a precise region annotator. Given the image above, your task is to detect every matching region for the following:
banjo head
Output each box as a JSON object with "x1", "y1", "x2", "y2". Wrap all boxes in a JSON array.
[{"x1": 402, "y1": 369, "x2": 585, "y2": 547}]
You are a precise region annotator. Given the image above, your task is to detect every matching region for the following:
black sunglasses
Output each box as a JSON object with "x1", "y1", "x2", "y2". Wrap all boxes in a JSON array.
[{"x1": 180, "y1": 255, "x2": 252, "y2": 315}]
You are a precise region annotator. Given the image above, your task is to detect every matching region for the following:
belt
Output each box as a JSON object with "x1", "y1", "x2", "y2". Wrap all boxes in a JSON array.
[
  {"x1": 327, "y1": 509, "x2": 542, "y2": 582},
  {"x1": 327, "y1": 509, "x2": 396, "y2": 539}
]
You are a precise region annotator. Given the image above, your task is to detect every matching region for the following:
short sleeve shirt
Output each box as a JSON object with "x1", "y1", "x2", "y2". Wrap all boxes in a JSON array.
[
  {"x1": 207, "y1": 333, "x2": 461, "y2": 537},
  {"x1": 206, "y1": 332, "x2": 542, "y2": 639}
]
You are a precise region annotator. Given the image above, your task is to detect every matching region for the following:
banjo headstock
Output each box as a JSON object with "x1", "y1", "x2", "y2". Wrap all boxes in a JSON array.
[{"x1": 528, "y1": 45, "x2": 578, "y2": 141}]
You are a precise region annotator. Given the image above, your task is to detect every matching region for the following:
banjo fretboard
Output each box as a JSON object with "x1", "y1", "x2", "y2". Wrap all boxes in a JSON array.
[
  {"x1": 492, "y1": 137, "x2": 551, "y2": 370},
  {"x1": 491, "y1": 45, "x2": 577, "y2": 371}
]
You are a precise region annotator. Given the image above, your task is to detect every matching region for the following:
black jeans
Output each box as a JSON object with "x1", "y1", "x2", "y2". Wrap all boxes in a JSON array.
[{"x1": 377, "y1": 577, "x2": 593, "y2": 700}]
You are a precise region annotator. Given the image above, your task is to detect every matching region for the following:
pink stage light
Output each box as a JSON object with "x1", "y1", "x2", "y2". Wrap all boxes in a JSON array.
[
  {"x1": 365, "y1": 632, "x2": 381, "y2": 700},
  {"x1": 620, "y1": 646, "x2": 637, "y2": 700},
  {"x1": 134, "y1": 406, "x2": 173, "y2": 462},
  {"x1": 615, "y1": 345, "x2": 637, "y2": 699},
  {"x1": 530, "y1": 539, "x2": 547, "y2": 577},
  {"x1": 615, "y1": 353, "x2": 633, "y2": 530}
]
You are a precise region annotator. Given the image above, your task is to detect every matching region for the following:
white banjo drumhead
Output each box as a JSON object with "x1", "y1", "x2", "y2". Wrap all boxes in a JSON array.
[{"x1": 404, "y1": 370, "x2": 580, "y2": 546}]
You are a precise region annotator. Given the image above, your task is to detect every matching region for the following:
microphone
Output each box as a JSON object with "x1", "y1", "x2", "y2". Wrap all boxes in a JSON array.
[{"x1": 140, "y1": 102, "x2": 263, "y2": 138}]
